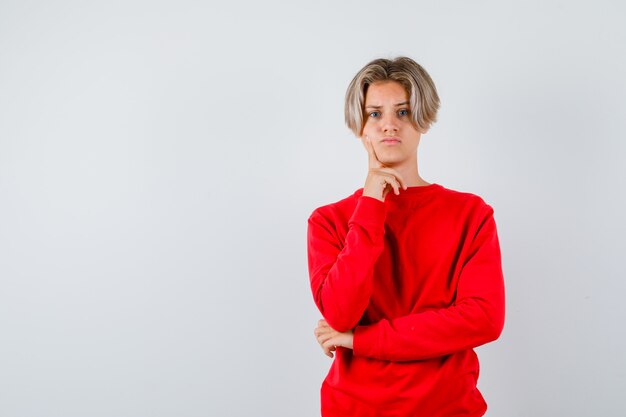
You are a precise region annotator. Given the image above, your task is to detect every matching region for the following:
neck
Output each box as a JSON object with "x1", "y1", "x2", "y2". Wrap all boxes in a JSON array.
[{"x1": 388, "y1": 155, "x2": 430, "y2": 187}]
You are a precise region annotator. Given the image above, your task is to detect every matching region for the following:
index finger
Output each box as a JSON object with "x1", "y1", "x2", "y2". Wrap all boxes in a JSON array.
[{"x1": 362, "y1": 135, "x2": 383, "y2": 169}]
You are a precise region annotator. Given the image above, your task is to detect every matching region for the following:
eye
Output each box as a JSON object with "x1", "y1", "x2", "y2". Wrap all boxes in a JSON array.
[
  {"x1": 369, "y1": 111, "x2": 380, "y2": 118},
  {"x1": 398, "y1": 109, "x2": 409, "y2": 116}
]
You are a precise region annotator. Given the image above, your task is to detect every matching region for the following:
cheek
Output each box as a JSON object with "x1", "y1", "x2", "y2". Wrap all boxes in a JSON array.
[{"x1": 362, "y1": 121, "x2": 374, "y2": 134}]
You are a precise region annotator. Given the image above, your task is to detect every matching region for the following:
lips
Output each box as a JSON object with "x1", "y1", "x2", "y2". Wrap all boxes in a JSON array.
[{"x1": 382, "y1": 137, "x2": 401, "y2": 144}]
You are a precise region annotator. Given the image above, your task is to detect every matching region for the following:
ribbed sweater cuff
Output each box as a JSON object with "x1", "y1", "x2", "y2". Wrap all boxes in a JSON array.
[
  {"x1": 348, "y1": 195, "x2": 387, "y2": 230},
  {"x1": 353, "y1": 323, "x2": 384, "y2": 358}
]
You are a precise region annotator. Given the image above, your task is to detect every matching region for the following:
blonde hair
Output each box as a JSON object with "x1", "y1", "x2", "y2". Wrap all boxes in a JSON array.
[{"x1": 344, "y1": 56, "x2": 440, "y2": 137}]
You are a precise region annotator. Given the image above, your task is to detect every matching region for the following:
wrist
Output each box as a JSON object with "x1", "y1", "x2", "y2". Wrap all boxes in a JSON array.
[{"x1": 361, "y1": 191, "x2": 384, "y2": 203}]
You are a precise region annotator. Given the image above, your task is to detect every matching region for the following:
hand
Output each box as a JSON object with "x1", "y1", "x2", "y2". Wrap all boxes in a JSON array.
[
  {"x1": 361, "y1": 135, "x2": 407, "y2": 202},
  {"x1": 314, "y1": 319, "x2": 354, "y2": 358}
]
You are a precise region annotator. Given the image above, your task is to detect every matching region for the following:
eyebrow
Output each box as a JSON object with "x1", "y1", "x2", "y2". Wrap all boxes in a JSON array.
[{"x1": 365, "y1": 101, "x2": 409, "y2": 109}]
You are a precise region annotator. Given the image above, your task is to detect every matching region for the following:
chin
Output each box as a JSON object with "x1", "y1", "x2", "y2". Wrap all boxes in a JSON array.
[{"x1": 380, "y1": 158, "x2": 403, "y2": 167}]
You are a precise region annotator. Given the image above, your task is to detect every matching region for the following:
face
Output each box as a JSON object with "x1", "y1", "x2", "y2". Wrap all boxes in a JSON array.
[{"x1": 360, "y1": 80, "x2": 426, "y2": 167}]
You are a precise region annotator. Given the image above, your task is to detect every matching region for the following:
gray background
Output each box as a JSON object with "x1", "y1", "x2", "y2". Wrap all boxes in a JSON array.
[{"x1": 1, "y1": 1, "x2": 625, "y2": 416}]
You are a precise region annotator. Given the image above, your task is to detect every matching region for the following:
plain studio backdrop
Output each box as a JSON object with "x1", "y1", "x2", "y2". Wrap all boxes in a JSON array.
[{"x1": 1, "y1": 1, "x2": 625, "y2": 416}]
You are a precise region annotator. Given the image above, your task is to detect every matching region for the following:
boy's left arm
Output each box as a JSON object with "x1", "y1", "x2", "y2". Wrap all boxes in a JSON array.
[{"x1": 351, "y1": 206, "x2": 506, "y2": 362}]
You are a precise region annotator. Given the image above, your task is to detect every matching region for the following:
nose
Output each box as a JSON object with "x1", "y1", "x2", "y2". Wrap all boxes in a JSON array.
[{"x1": 381, "y1": 112, "x2": 399, "y2": 134}]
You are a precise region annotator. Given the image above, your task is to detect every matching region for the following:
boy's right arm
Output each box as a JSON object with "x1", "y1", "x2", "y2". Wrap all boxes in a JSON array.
[
  {"x1": 307, "y1": 195, "x2": 387, "y2": 332},
  {"x1": 308, "y1": 135, "x2": 406, "y2": 332}
]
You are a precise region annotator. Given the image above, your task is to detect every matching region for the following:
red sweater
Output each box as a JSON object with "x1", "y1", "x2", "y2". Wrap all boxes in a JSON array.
[{"x1": 307, "y1": 183, "x2": 505, "y2": 417}]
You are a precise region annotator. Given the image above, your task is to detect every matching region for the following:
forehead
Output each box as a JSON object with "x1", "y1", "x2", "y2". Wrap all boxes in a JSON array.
[{"x1": 365, "y1": 81, "x2": 408, "y2": 104}]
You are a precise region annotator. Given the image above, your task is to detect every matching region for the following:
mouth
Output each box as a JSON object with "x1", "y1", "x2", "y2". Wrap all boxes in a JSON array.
[{"x1": 382, "y1": 137, "x2": 401, "y2": 145}]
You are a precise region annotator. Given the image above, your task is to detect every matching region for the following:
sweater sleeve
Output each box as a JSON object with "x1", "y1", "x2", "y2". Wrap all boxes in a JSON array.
[
  {"x1": 352, "y1": 205, "x2": 505, "y2": 361},
  {"x1": 307, "y1": 195, "x2": 387, "y2": 332}
]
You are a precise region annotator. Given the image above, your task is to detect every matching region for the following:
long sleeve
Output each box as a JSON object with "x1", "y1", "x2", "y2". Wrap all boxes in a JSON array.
[
  {"x1": 352, "y1": 205, "x2": 506, "y2": 361},
  {"x1": 307, "y1": 195, "x2": 387, "y2": 332}
]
